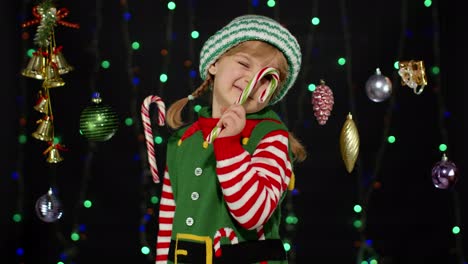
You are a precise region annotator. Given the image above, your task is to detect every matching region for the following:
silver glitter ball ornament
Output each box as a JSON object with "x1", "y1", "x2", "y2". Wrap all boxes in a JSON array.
[
  {"x1": 35, "y1": 188, "x2": 63, "y2": 223},
  {"x1": 365, "y1": 68, "x2": 392, "y2": 102}
]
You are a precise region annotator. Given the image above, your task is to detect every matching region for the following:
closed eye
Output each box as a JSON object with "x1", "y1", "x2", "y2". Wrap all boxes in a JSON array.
[{"x1": 238, "y1": 61, "x2": 249, "y2": 68}]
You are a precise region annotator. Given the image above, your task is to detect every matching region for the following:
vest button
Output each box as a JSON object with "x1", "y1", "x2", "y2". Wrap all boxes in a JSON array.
[
  {"x1": 191, "y1": 192, "x2": 199, "y2": 200},
  {"x1": 185, "y1": 217, "x2": 194, "y2": 226},
  {"x1": 194, "y1": 167, "x2": 203, "y2": 176}
]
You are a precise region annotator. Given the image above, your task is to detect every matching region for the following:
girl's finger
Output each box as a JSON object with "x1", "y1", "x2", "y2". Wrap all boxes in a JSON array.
[{"x1": 226, "y1": 104, "x2": 245, "y2": 119}]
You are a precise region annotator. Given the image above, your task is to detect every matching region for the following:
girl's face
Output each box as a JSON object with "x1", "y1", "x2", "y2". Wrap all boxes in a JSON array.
[{"x1": 209, "y1": 41, "x2": 287, "y2": 117}]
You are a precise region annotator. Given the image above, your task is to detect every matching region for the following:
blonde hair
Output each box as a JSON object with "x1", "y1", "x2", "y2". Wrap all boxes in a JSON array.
[{"x1": 166, "y1": 41, "x2": 307, "y2": 162}]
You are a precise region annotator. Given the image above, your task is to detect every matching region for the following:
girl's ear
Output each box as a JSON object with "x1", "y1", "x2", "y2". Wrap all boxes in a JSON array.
[{"x1": 208, "y1": 63, "x2": 217, "y2": 75}]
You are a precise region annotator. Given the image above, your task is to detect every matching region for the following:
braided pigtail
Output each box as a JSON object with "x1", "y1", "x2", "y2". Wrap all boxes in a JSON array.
[{"x1": 166, "y1": 75, "x2": 213, "y2": 129}]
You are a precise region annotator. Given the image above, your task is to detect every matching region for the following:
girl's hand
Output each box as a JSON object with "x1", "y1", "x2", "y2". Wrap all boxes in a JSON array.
[{"x1": 217, "y1": 104, "x2": 246, "y2": 138}]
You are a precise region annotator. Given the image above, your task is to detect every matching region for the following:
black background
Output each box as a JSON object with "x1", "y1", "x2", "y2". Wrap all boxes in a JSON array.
[{"x1": 1, "y1": 0, "x2": 466, "y2": 263}]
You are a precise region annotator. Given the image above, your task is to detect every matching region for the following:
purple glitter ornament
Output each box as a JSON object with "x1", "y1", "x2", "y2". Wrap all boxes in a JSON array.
[{"x1": 431, "y1": 154, "x2": 459, "y2": 189}]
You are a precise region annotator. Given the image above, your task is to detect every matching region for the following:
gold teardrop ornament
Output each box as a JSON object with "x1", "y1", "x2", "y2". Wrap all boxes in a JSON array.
[{"x1": 340, "y1": 113, "x2": 360, "y2": 173}]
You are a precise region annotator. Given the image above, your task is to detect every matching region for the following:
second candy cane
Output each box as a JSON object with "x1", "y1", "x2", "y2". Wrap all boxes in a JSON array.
[{"x1": 141, "y1": 95, "x2": 166, "y2": 183}]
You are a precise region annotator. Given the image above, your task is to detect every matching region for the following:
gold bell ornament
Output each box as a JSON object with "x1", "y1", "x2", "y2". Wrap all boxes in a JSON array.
[
  {"x1": 398, "y1": 60, "x2": 427, "y2": 95},
  {"x1": 21, "y1": 50, "x2": 46, "y2": 80},
  {"x1": 33, "y1": 90, "x2": 49, "y2": 114},
  {"x1": 51, "y1": 46, "x2": 74, "y2": 75},
  {"x1": 43, "y1": 144, "x2": 65, "y2": 163},
  {"x1": 42, "y1": 63, "x2": 65, "y2": 89},
  {"x1": 32, "y1": 115, "x2": 54, "y2": 142},
  {"x1": 340, "y1": 113, "x2": 360, "y2": 173}
]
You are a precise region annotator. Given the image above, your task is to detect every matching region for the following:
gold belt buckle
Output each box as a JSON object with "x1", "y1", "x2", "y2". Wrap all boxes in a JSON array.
[{"x1": 175, "y1": 233, "x2": 213, "y2": 264}]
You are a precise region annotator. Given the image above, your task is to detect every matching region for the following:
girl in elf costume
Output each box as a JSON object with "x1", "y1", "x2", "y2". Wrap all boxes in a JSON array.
[{"x1": 156, "y1": 14, "x2": 306, "y2": 264}]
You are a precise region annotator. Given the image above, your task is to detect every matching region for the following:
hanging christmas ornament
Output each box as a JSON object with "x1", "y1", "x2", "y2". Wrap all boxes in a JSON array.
[
  {"x1": 35, "y1": 188, "x2": 63, "y2": 223},
  {"x1": 311, "y1": 79, "x2": 334, "y2": 125},
  {"x1": 79, "y1": 92, "x2": 119, "y2": 142},
  {"x1": 51, "y1": 46, "x2": 74, "y2": 75},
  {"x1": 340, "y1": 113, "x2": 360, "y2": 173},
  {"x1": 21, "y1": 1, "x2": 80, "y2": 46},
  {"x1": 431, "y1": 153, "x2": 459, "y2": 189},
  {"x1": 32, "y1": 115, "x2": 54, "y2": 142},
  {"x1": 22, "y1": 49, "x2": 47, "y2": 80},
  {"x1": 43, "y1": 143, "x2": 67, "y2": 163},
  {"x1": 398, "y1": 60, "x2": 427, "y2": 95},
  {"x1": 42, "y1": 63, "x2": 65, "y2": 89},
  {"x1": 21, "y1": 0, "x2": 79, "y2": 80},
  {"x1": 365, "y1": 68, "x2": 392, "y2": 102},
  {"x1": 34, "y1": 90, "x2": 49, "y2": 114}
]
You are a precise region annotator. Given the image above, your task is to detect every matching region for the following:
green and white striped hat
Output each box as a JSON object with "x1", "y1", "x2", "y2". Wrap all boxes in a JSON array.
[{"x1": 199, "y1": 14, "x2": 302, "y2": 105}]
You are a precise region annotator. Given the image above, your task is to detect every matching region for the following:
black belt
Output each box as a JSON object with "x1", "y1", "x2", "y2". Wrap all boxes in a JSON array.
[{"x1": 168, "y1": 238, "x2": 287, "y2": 264}]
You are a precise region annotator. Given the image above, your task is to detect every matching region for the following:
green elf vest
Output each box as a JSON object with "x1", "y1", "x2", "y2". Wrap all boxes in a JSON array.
[{"x1": 165, "y1": 107, "x2": 293, "y2": 264}]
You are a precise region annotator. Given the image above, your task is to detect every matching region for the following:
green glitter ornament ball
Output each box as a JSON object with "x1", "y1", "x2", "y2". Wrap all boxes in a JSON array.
[{"x1": 79, "y1": 92, "x2": 119, "y2": 141}]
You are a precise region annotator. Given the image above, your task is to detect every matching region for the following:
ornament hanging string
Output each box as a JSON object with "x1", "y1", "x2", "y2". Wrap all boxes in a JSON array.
[
  {"x1": 141, "y1": 95, "x2": 166, "y2": 183},
  {"x1": 205, "y1": 67, "x2": 280, "y2": 144}
]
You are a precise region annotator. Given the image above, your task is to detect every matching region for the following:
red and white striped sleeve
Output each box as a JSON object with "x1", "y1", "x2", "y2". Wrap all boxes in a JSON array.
[
  {"x1": 213, "y1": 130, "x2": 292, "y2": 230},
  {"x1": 155, "y1": 167, "x2": 175, "y2": 264}
]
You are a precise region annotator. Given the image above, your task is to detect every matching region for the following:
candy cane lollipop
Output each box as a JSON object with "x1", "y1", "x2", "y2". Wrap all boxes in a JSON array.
[
  {"x1": 213, "y1": 227, "x2": 239, "y2": 257},
  {"x1": 141, "y1": 95, "x2": 166, "y2": 183},
  {"x1": 235, "y1": 67, "x2": 280, "y2": 104},
  {"x1": 205, "y1": 67, "x2": 280, "y2": 143}
]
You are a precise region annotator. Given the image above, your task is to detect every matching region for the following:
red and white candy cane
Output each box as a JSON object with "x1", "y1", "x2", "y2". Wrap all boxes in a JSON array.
[
  {"x1": 141, "y1": 95, "x2": 166, "y2": 183},
  {"x1": 205, "y1": 67, "x2": 280, "y2": 144},
  {"x1": 213, "y1": 227, "x2": 239, "y2": 257}
]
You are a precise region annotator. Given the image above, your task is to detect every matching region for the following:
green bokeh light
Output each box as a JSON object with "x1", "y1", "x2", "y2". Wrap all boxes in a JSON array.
[
  {"x1": 131, "y1": 41, "x2": 140, "y2": 50},
  {"x1": 439, "y1": 144, "x2": 447, "y2": 152},
  {"x1": 353, "y1": 219, "x2": 362, "y2": 228},
  {"x1": 311, "y1": 17, "x2": 320, "y2": 25},
  {"x1": 285, "y1": 215, "x2": 298, "y2": 224},
  {"x1": 387, "y1": 136, "x2": 396, "y2": 144},
  {"x1": 267, "y1": 0, "x2": 276, "y2": 8},
  {"x1": 431, "y1": 66, "x2": 440, "y2": 75},
  {"x1": 18, "y1": 134, "x2": 27, "y2": 144},
  {"x1": 27, "y1": 49, "x2": 35, "y2": 57},
  {"x1": 283, "y1": 242, "x2": 291, "y2": 251},
  {"x1": 452, "y1": 226, "x2": 460, "y2": 234},
  {"x1": 338, "y1": 57, "x2": 346, "y2": 66},
  {"x1": 101, "y1": 60, "x2": 110, "y2": 69},
  {"x1": 167, "y1": 2, "x2": 176, "y2": 10},
  {"x1": 141, "y1": 246, "x2": 151, "y2": 255},
  {"x1": 71, "y1": 232, "x2": 80, "y2": 241},
  {"x1": 394, "y1": 61, "x2": 399, "y2": 69},
  {"x1": 191, "y1": 31, "x2": 199, "y2": 39},
  {"x1": 83, "y1": 200, "x2": 92, "y2": 208},
  {"x1": 125, "y1": 117, "x2": 133, "y2": 126},
  {"x1": 151, "y1": 196, "x2": 159, "y2": 204},
  {"x1": 160, "y1": 74, "x2": 168, "y2": 83},
  {"x1": 424, "y1": 0, "x2": 432, "y2": 7},
  {"x1": 13, "y1": 213, "x2": 22, "y2": 222},
  {"x1": 308, "y1": 83, "x2": 316, "y2": 92},
  {"x1": 353, "y1": 204, "x2": 362, "y2": 213},
  {"x1": 154, "y1": 136, "x2": 163, "y2": 144},
  {"x1": 194, "y1": 104, "x2": 202, "y2": 112}
]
